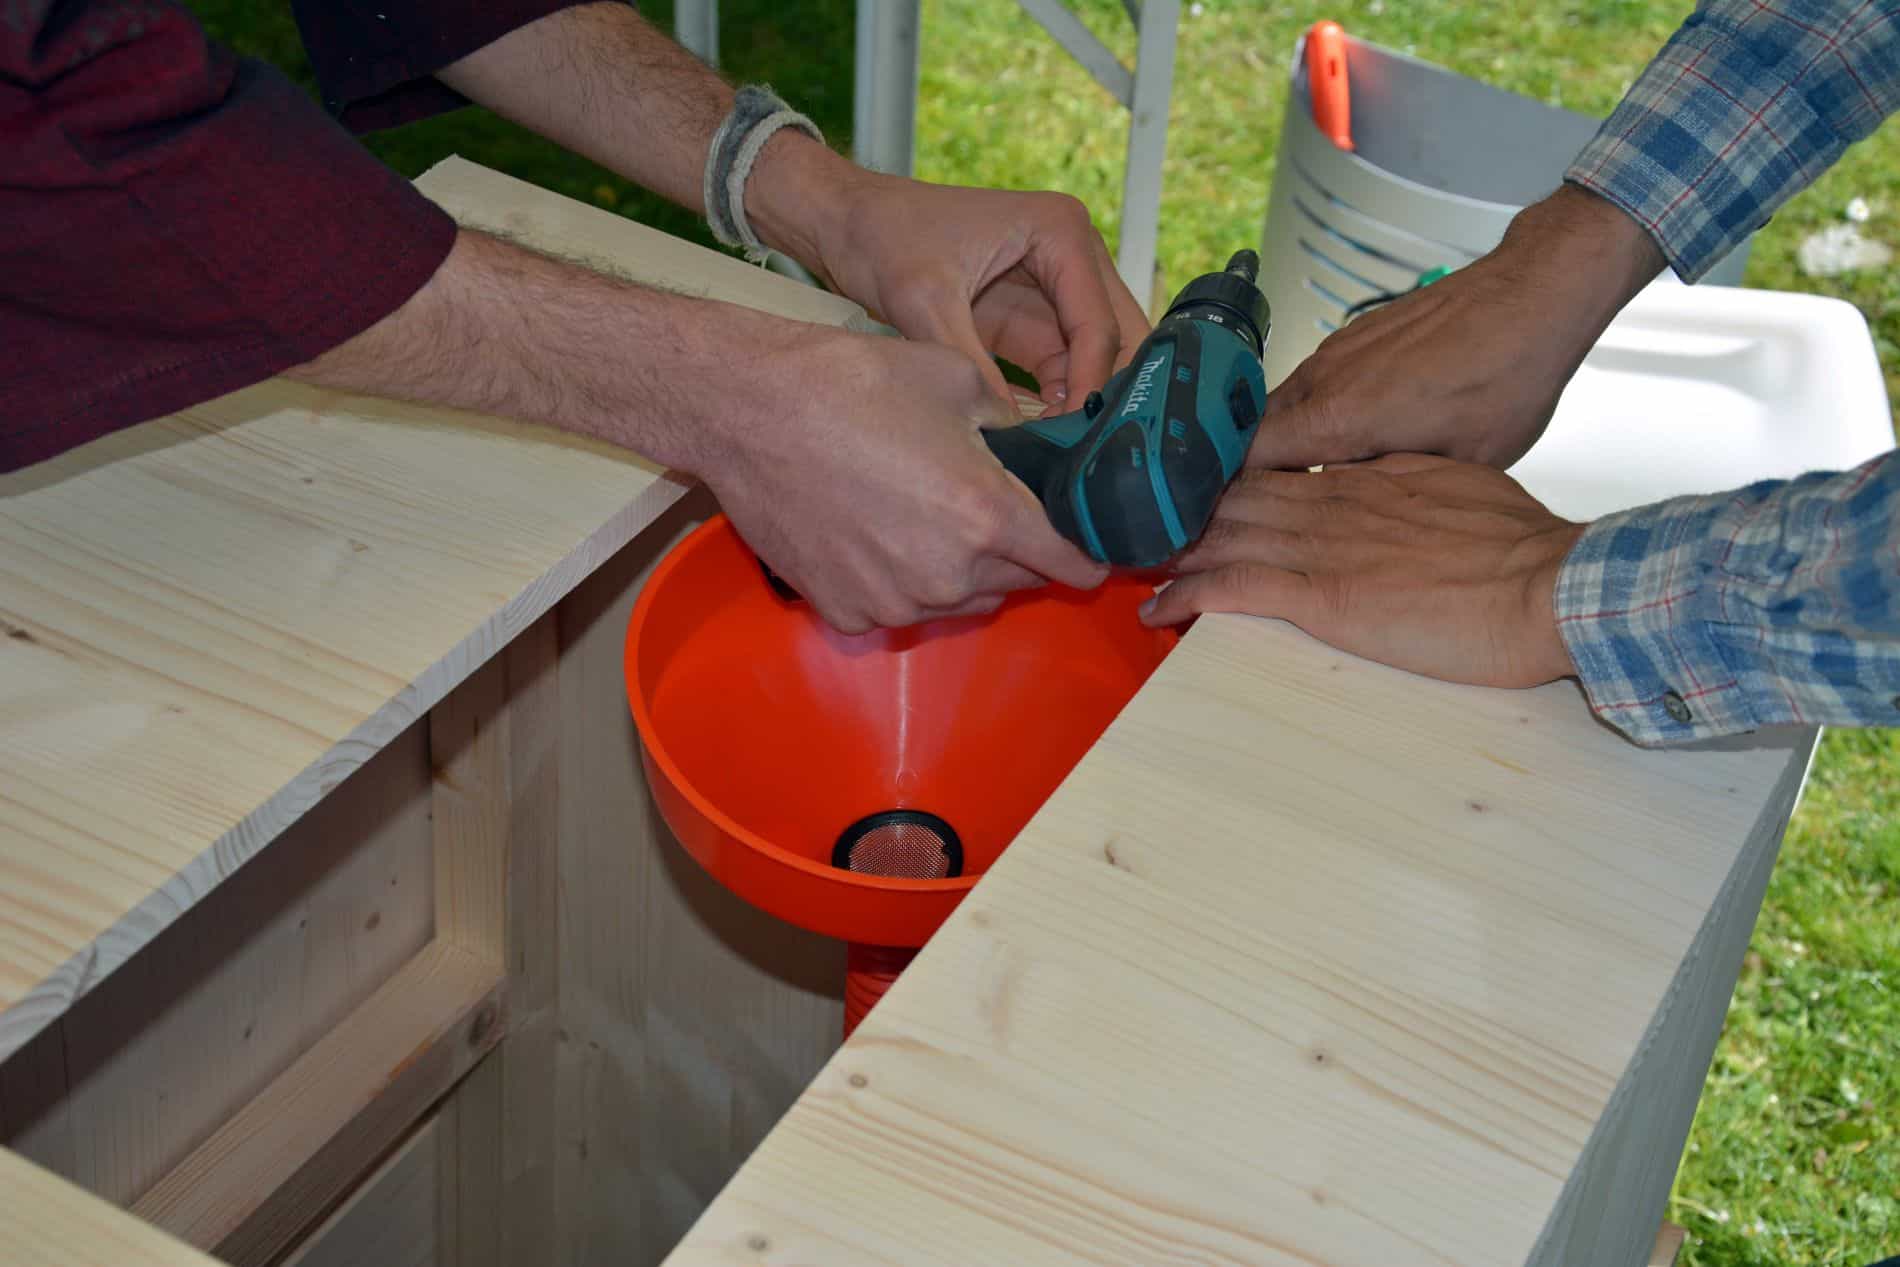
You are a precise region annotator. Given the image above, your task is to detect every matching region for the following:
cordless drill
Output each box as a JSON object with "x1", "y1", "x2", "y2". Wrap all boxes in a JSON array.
[{"x1": 985, "y1": 250, "x2": 1271, "y2": 568}]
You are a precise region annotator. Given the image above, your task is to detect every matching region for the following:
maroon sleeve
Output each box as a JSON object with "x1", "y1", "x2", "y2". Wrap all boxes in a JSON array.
[
  {"x1": 0, "y1": 1, "x2": 460, "y2": 471},
  {"x1": 290, "y1": 0, "x2": 593, "y2": 133}
]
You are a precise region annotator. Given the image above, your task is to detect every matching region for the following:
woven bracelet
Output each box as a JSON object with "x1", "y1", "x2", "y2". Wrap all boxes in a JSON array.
[{"x1": 703, "y1": 84, "x2": 825, "y2": 265}]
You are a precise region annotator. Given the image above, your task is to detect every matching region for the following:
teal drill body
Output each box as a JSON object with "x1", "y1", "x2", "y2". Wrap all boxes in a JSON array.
[{"x1": 984, "y1": 250, "x2": 1272, "y2": 569}]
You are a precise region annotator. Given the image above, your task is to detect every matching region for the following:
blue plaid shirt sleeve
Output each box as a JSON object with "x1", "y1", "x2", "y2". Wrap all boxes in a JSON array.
[
  {"x1": 1564, "y1": 0, "x2": 1900, "y2": 282},
  {"x1": 1554, "y1": 450, "x2": 1900, "y2": 745}
]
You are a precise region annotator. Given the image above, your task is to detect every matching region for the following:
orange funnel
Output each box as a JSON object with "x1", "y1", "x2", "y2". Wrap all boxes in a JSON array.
[{"x1": 624, "y1": 516, "x2": 1177, "y2": 1032}]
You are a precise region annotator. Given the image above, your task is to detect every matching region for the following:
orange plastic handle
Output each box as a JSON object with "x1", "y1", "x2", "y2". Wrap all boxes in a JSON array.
[{"x1": 1305, "y1": 20, "x2": 1354, "y2": 152}]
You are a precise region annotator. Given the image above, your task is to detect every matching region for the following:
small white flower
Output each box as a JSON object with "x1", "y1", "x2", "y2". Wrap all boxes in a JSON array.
[
  {"x1": 1189, "y1": 1, "x2": 1204, "y2": 14},
  {"x1": 1847, "y1": 197, "x2": 1872, "y2": 223},
  {"x1": 1367, "y1": 0, "x2": 1385, "y2": 12}
]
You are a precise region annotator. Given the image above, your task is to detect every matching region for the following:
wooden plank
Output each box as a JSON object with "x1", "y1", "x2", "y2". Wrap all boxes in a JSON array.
[
  {"x1": 433, "y1": 656, "x2": 511, "y2": 961},
  {"x1": 282, "y1": 1116, "x2": 441, "y2": 1267},
  {"x1": 431, "y1": 619, "x2": 563, "y2": 1267},
  {"x1": 660, "y1": 614, "x2": 1810, "y2": 1267},
  {"x1": 0, "y1": 154, "x2": 872, "y2": 1062},
  {"x1": 130, "y1": 942, "x2": 502, "y2": 1266},
  {"x1": 412, "y1": 156, "x2": 875, "y2": 334},
  {"x1": 0, "y1": 376, "x2": 678, "y2": 1064},
  {"x1": 549, "y1": 492, "x2": 846, "y2": 1264},
  {"x1": 0, "y1": 1012, "x2": 73, "y2": 1181},
  {"x1": 1528, "y1": 746, "x2": 1809, "y2": 1266},
  {"x1": 1650, "y1": 1223, "x2": 1687, "y2": 1267},
  {"x1": 0, "y1": 722, "x2": 433, "y2": 1205},
  {"x1": 0, "y1": 1148, "x2": 221, "y2": 1267}
]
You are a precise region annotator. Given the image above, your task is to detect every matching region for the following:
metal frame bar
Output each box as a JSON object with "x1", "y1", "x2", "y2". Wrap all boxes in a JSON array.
[
  {"x1": 1117, "y1": 0, "x2": 1178, "y2": 303},
  {"x1": 996, "y1": 0, "x2": 1181, "y2": 302},
  {"x1": 853, "y1": 1, "x2": 923, "y2": 176},
  {"x1": 675, "y1": 0, "x2": 718, "y2": 66},
  {"x1": 670, "y1": 0, "x2": 1178, "y2": 305},
  {"x1": 1016, "y1": 0, "x2": 1134, "y2": 106}
]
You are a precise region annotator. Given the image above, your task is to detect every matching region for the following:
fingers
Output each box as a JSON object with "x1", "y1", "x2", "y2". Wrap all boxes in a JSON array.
[
  {"x1": 1338, "y1": 452, "x2": 1459, "y2": 476},
  {"x1": 997, "y1": 497, "x2": 1109, "y2": 592},
  {"x1": 1246, "y1": 391, "x2": 1362, "y2": 471},
  {"x1": 1225, "y1": 467, "x2": 1342, "y2": 504},
  {"x1": 968, "y1": 555, "x2": 1046, "y2": 594},
  {"x1": 1021, "y1": 198, "x2": 1127, "y2": 401},
  {"x1": 1139, "y1": 565, "x2": 1313, "y2": 627},
  {"x1": 923, "y1": 594, "x2": 1007, "y2": 623},
  {"x1": 1088, "y1": 230, "x2": 1152, "y2": 372},
  {"x1": 1175, "y1": 519, "x2": 1308, "y2": 574},
  {"x1": 889, "y1": 277, "x2": 1017, "y2": 406},
  {"x1": 1031, "y1": 347, "x2": 1071, "y2": 407}
]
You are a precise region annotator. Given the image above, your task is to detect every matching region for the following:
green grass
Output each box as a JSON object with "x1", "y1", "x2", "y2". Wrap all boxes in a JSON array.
[
  {"x1": 188, "y1": 3, "x2": 1900, "y2": 1262},
  {"x1": 1676, "y1": 728, "x2": 1900, "y2": 1266}
]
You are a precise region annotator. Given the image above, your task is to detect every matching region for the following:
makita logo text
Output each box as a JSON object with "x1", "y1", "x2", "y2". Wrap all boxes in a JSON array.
[{"x1": 1121, "y1": 354, "x2": 1168, "y2": 417}]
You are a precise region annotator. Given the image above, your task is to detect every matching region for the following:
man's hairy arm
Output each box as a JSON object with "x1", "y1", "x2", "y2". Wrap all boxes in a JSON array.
[
  {"x1": 432, "y1": 1, "x2": 849, "y2": 267},
  {"x1": 283, "y1": 227, "x2": 782, "y2": 473},
  {"x1": 430, "y1": 1, "x2": 1143, "y2": 405},
  {"x1": 283, "y1": 227, "x2": 1104, "y2": 633}
]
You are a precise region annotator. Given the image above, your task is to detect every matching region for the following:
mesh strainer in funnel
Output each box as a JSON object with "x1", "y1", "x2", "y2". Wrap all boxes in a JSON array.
[{"x1": 832, "y1": 810, "x2": 964, "y2": 880}]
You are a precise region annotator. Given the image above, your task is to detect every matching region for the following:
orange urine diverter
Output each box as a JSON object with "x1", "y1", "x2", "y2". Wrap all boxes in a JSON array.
[
  {"x1": 1306, "y1": 20, "x2": 1355, "y2": 151},
  {"x1": 623, "y1": 515, "x2": 1180, "y2": 952}
]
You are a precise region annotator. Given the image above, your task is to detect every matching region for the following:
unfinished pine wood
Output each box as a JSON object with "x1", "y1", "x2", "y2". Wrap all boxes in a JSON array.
[
  {"x1": 0, "y1": 155, "x2": 871, "y2": 1064},
  {"x1": 1650, "y1": 1223, "x2": 1687, "y2": 1267},
  {"x1": 0, "y1": 1002, "x2": 72, "y2": 1182},
  {"x1": 281, "y1": 1117, "x2": 441, "y2": 1267},
  {"x1": 548, "y1": 492, "x2": 847, "y2": 1265},
  {"x1": 0, "y1": 1148, "x2": 220, "y2": 1267},
  {"x1": 0, "y1": 721, "x2": 434, "y2": 1205},
  {"x1": 1532, "y1": 747, "x2": 1806, "y2": 1267},
  {"x1": 662, "y1": 614, "x2": 1812, "y2": 1267},
  {"x1": 417, "y1": 156, "x2": 877, "y2": 335},
  {"x1": 129, "y1": 942, "x2": 502, "y2": 1265},
  {"x1": 431, "y1": 620, "x2": 563, "y2": 1267}
]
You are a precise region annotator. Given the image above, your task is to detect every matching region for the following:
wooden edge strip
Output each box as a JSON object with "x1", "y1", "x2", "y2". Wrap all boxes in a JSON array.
[
  {"x1": 1650, "y1": 1222, "x2": 1688, "y2": 1267},
  {"x1": 130, "y1": 941, "x2": 504, "y2": 1267},
  {"x1": 0, "y1": 1147, "x2": 221, "y2": 1267}
]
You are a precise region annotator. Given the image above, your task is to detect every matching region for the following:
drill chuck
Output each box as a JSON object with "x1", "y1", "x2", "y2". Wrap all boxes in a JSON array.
[{"x1": 1158, "y1": 249, "x2": 1270, "y2": 356}]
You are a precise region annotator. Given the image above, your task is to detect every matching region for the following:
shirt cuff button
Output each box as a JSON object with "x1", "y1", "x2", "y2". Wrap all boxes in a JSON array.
[{"x1": 1663, "y1": 691, "x2": 1693, "y2": 724}]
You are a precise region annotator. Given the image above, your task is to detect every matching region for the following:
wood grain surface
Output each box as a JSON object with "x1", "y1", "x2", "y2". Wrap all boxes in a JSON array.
[
  {"x1": 544, "y1": 497, "x2": 848, "y2": 1264},
  {"x1": 0, "y1": 1146, "x2": 222, "y2": 1267},
  {"x1": 129, "y1": 942, "x2": 503, "y2": 1264},
  {"x1": 0, "y1": 156, "x2": 869, "y2": 1063},
  {"x1": 281, "y1": 1117, "x2": 443, "y2": 1267},
  {"x1": 0, "y1": 721, "x2": 435, "y2": 1204},
  {"x1": 662, "y1": 614, "x2": 1811, "y2": 1267}
]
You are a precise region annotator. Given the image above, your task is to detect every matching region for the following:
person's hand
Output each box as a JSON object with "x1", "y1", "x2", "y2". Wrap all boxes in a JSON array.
[
  {"x1": 703, "y1": 325, "x2": 1109, "y2": 634},
  {"x1": 824, "y1": 173, "x2": 1147, "y2": 408},
  {"x1": 751, "y1": 152, "x2": 1150, "y2": 409},
  {"x1": 1248, "y1": 184, "x2": 1666, "y2": 472},
  {"x1": 819, "y1": 175, "x2": 1151, "y2": 409},
  {"x1": 1139, "y1": 454, "x2": 1586, "y2": 689}
]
